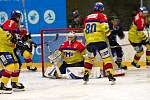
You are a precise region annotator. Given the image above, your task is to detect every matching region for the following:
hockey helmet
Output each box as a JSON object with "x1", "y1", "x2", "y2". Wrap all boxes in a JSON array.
[
  {"x1": 139, "y1": 6, "x2": 148, "y2": 13},
  {"x1": 11, "y1": 10, "x2": 22, "y2": 19},
  {"x1": 94, "y1": 2, "x2": 104, "y2": 12},
  {"x1": 67, "y1": 31, "x2": 77, "y2": 41},
  {"x1": 72, "y1": 10, "x2": 80, "y2": 18}
]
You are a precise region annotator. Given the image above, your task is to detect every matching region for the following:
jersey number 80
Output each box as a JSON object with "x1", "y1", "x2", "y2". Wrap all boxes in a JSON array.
[{"x1": 85, "y1": 23, "x2": 97, "y2": 33}]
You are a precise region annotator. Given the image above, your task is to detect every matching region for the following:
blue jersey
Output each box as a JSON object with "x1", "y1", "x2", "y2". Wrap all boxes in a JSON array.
[{"x1": 108, "y1": 23, "x2": 124, "y2": 42}]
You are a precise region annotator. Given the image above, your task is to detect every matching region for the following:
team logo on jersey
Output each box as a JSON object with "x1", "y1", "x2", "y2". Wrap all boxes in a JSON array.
[
  {"x1": 44, "y1": 10, "x2": 55, "y2": 24},
  {"x1": 28, "y1": 10, "x2": 39, "y2": 24},
  {"x1": 0, "y1": 11, "x2": 8, "y2": 24}
]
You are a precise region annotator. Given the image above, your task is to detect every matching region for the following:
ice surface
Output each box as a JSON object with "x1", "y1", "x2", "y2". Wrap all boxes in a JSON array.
[{"x1": 1, "y1": 69, "x2": 150, "y2": 100}]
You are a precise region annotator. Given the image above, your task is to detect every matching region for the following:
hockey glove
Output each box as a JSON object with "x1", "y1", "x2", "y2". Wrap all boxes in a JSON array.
[
  {"x1": 16, "y1": 41, "x2": 28, "y2": 51},
  {"x1": 31, "y1": 42, "x2": 37, "y2": 48},
  {"x1": 146, "y1": 24, "x2": 149, "y2": 29}
]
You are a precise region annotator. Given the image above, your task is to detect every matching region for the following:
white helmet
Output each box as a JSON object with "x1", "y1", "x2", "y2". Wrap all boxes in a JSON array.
[
  {"x1": 67, "y1": 31, "x2": 77, "y2": 43},
  {"x1": 68, "y1": 31, "x2": 77, "y2": 38}
]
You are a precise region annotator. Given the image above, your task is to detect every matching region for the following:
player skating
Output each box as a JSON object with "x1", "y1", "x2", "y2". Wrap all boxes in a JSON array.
[
  {"x1": 128, "y1": 6, "x2": 150, "y2": 68},
  {"x1": 45, "y1": 31, "x2": 85, "y2": 79},
  {"x1": 15, "y1": 23, "x2": 37, "y2": 72},
  {"x1": 83, "y1": 2, "x2": 116, "y2": 85},
  {"x1": 108, "y1": 16, "x2": 127, "y2": 70},
  {"x1": 0, "y1": 10, "x2": 25, "y2": 94}
]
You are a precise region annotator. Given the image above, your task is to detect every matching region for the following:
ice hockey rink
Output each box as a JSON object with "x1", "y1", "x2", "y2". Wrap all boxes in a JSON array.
[{"x1": 1, "y1": 68, "x2": 150, "y2": 100}]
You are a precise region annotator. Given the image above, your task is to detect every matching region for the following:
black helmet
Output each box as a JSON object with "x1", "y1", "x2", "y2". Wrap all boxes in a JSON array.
[
  {"x1": 110, "y1": 16, "x2": 119, "y2": 21},
  {"x1": 11, "y1": 10, "x2": 22, "y2": 19},
  {"x1": 72, "y1": 10, "x2": 80, "y2": 18}
]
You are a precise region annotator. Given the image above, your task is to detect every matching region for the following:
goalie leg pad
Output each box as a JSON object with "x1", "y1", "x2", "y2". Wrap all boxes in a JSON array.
[{"x1": 44, "y1": 66, "x2": 56, "y2": 77}]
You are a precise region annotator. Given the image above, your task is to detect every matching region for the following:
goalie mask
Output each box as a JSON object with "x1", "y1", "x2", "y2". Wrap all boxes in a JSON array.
[{"x1": 67, "y1": 31, "x2": 77, "y2": 44}]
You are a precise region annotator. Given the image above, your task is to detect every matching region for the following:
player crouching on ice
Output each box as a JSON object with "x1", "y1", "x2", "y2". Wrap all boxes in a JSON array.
[{"x1": 45, "y1": 31, "x2": 85, "y2": 79}]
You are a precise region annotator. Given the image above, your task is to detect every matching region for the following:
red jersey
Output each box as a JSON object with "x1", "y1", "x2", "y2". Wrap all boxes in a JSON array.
[
  {"x1": 2, "y1": 19, "x2": 19, "y2": 34},
  {"x1": 84, "y1": 11, "x2": 108, "y2": 26},
  {"x1": 133, "y1": 12, "x2": 147, "y2": 31},
  {"x1": 59, "y1": 40, "x2": 85, "y2": 64}
]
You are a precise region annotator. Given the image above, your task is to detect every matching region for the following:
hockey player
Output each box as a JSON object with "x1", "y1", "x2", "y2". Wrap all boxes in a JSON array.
[
  {"x1": 0, "y1": 10, "x2": 25, "y2": 93},
  {"x1": 69, "y1": 9, "x2": 84, "y2": 28},
  {"x1": 128, "y1": 6, "x2": 150, "y2": 68},
  {"x1": 108, "y1": 16, "x2": 127, "y2": 70},
  {"x1": 48, "y1": 31, "x2": 85, "y2": 78},
  {"x1": 83, "y1": 2, "x2": 116, "y2": 84},
  {"x1": 18, "y1": 23, "x2": 37, "y2": 71}
]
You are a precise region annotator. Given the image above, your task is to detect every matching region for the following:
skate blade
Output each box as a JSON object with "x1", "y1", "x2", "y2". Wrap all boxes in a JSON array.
[
  {"x1": 0, "y1": 90, "x2": 12, "y2": 94},
  {"x1": 110, "y1": 81, "x2": 116, "y2": 85},
  {"x1": 13, "y1": 88, "x2": 25, "y2": 92},
  {"x1": 83, "y1": 81, "x2": 88, "y2": 85}
]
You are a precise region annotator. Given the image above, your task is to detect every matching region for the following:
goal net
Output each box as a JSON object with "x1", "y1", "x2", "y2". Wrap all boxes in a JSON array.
[{"x1": 40, "y1": 28, "x2": 84, "y2": 77}]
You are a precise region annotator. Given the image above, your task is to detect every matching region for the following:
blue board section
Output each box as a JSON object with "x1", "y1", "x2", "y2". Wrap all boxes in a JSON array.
[
  {"x1": 0, "y1": 0, "x2": 67, "y2": 33},
  {"x1": 0, "y1": 0, "x2": 67, "y2": 63}
]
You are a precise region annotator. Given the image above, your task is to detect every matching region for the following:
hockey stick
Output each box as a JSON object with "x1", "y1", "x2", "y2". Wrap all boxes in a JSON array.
[
  {"x1": 105, "y1": 35, "x2": 118, "y2": 68},
  {"x1": 37, "y1": 33, "x2": 59, "y2": 46},
  {"x1": 21, "y1": 0, "x2": 29, "y2": 32},
  {"x1": 105, "y1": 33, "x2": 125, "y2": 76},
  {"x1": 110, "y1": 43, "x2": 131, "y2": 48},
  {"x1": 146, "y1": 28, "x2": 150, "y2": 39}
]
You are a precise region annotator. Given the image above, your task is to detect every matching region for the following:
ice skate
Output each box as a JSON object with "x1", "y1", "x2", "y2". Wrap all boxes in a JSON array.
[
  {"x1": 146, "y1": 61, "x2": 150, "y2": 69},
  {"x1": 83, "y1": 71, "x2": 89, "y2": 85},
  {"x1": 116, "y1": 62, "x2": 127, "y2": 70},
  {"x1": 131, "y1": 61, "x2": 140, "y2": 68},
  {"x1": 119, "y1": 64, "x2": 127, "y2": 70},
  {"x1": 107, "y1": 71, "x2": 116, "y2": 85},
  {"x1": 27, "y1": 66, "x2": 37, "y2": 71},
  {"x1": 11, "y1": 82, "x2": 25, "y2": 92},
  {"x1": 0, "y1": 82, "x2": 12, "y2": 94}
]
